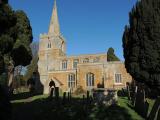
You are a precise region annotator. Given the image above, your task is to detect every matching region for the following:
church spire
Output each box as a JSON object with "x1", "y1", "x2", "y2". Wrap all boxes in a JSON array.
[{"x1": 48, "y1": 0, "x2": 60, "y2": 36}]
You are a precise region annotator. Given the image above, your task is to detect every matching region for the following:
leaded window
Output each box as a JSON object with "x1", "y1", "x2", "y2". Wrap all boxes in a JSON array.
[
  {"x1": 68, "y1": 74, "x2": 76, "y2": 88},
  {"x1": 86, "y1": 73, "x2": 94, "y2": 86},
  {"x1": 115, "y1": 74, "x2": 122, "y2": 83},
  {"x1": 62, "y1": 60, "x2": 67, "y2": 70}
]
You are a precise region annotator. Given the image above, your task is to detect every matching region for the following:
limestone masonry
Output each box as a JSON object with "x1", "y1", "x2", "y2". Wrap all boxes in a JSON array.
[{"x1": 38, "y1": 0, "x2": 132, "y2": 94}]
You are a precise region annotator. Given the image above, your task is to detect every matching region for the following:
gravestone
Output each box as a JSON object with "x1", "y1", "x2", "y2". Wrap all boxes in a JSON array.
[
  {"x1": 55, "y1": 87, "x2": 59, "y2": 101},
  {"x1": 131, "y1": 86, "x2": 138, "y2": 106},
  {"x1": 135, "y1": 88, "x2": 146, "y2": 117},
  {"x1": 62, "y1": 92, "x2": 66, "y2": 104},
  {"x1": 67, "y1": 92, "x2": 72, "y2": 102},
  {"x1": 82, "y1": 94, "x2": 86, "y2": 104},
  {"x1": 127, "y1": 85, "x2": 131, "y2": 100},
  {"x1": 147, "y1": 97, "x2": 160, "y2": 120},
  {"x1": 87, "y1": 91, "x2": 90, "y2": 104},
  {"x1": 145, "y1": 100, "x2": 149, "y2": 119}
]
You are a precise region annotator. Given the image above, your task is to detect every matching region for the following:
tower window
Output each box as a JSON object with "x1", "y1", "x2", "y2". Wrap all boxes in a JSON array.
[
  {"x1": 62, "y1": 60, "x2": 67, "y2": 70},
  {"x1": 86, "y1": 73, "x2": 94, "y2": 87},
  {"x1": 48, "y1": 41, "x2": 51, "y2": 48}
]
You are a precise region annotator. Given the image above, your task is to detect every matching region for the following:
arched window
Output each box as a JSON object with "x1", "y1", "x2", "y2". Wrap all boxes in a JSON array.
[
  {"x1": 68, "y1": 74, "x2": 76, "y2": 88},
  {"x1": 86, "y1": 73, "x2": 94, "y2": 87},
  {"x1": 83, "y1": 58, "x2": 89, "y2": 63}
]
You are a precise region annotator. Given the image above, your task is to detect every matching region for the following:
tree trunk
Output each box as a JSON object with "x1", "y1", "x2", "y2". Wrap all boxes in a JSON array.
[{"x1": 7, "y1": 61, "x2": 14, "y2": 93}]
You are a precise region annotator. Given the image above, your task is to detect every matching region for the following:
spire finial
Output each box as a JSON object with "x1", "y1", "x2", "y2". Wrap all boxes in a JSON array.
[{"x1": 48, "y1": 0, "x2": 60, "y2": 36}]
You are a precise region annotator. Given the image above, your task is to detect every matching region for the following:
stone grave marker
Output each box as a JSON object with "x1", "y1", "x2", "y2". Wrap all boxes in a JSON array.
[
  {"x1": 62, "y1": 92, "x2": 66, "y2": 104},
  {"x1": 135, "y1": 88, "x2": 146, "y2": 117},
  {"x1": 55, "y1": 87, "x2": 59, "y2": 101},
  {"x1": 144, "y1": 100, "x2": 149, "y2": 119},
  {"x1": 132, "y1": 86, "x2": 138, "y2": 106},
  {"x1": 87, "y1": 91, "x2": 90, "y2": 104},
  {"x1": 127, "y1": 85, "x2": 131, "y2": 100},
  {"x1": 82, "y1": 94, "x2": 85, "y2": 104}
]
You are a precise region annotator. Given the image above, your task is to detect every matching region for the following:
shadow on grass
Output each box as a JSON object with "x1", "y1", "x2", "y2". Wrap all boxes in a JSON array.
[
  {"x1": 90, "y1": 104, "x2": 133, "y2": 120},
  {"x1": 11, "y1": 94, "x2": 135, "y2": 120},
  {"x1": 11, "y1": 92, "x2": 42, "y2": 101},
  {"x1": 12, "y1": 97, "x2": 89, "y2": 120}
]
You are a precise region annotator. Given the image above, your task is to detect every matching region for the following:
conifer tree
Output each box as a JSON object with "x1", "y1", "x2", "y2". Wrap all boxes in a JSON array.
[
  {"x1": 123, "y1": 0, "x2": 160, "y2": 90},
  {"x1": 107, "y1": 47, "x2": 120, "y2": 61}
]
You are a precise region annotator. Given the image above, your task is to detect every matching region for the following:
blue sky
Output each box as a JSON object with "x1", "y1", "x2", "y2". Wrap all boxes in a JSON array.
[{"x1": 9, "y1": 0, "x2": 137, "y2": 60}]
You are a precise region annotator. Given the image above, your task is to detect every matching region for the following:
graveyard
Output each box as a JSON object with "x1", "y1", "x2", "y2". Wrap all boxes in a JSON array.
[
  {"x1": 10, "y1": 89, "x2": 156, "y2": 120},
  {"x1": 1, "y1": 0, "x2": 160, "y2": 120}
]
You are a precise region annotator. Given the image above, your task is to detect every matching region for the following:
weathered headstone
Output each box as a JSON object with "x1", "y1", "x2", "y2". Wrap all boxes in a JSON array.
[
  {"x1": 147, "y1": 97, "x2": 160, "y2": 120},
  {"x1": 132, "y1": 86, "x2": 138, "y2": 106}
]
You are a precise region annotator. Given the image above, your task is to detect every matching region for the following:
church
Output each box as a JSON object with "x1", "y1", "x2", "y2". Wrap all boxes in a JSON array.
[{"x1": 38, "y1": 0, "x2": 132, "y2": 94}]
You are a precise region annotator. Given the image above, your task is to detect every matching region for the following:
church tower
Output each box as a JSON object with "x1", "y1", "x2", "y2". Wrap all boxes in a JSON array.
[{"x1": 38, "y1": 0, "x2": 66, "y2": 94}]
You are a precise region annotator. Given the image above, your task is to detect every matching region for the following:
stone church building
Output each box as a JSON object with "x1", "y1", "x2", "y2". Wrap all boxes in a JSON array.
[{"x1": 38, "y1": 0, "x2": 132, "y2": 94}]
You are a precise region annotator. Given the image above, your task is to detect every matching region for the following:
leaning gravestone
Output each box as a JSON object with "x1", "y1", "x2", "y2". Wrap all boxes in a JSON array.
[{"x1": 147, "y1": 97, "x2": 160, "y2": 120}]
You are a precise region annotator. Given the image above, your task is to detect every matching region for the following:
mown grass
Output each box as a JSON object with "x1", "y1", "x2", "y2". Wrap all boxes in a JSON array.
[
  {"x1": 118, "y1": 97, "x2": 144, "y2": 120},
  {"x1": 11, "y1": 93, "x2": 155, "y2": 120}
]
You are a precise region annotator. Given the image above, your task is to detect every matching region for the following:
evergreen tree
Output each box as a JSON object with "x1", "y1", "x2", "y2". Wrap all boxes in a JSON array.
[
  {"x1": 0, "y1": 1, "x2": 32, "y2": 86},
  {"x1": 107, "y1": 47, "x2": 120, "y2": 61},
  {"x1": 123, "y1": 0, "x2": 160, "y2": 90}
]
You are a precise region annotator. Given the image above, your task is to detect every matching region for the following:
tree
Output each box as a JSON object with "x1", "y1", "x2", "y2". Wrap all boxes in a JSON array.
[
  {"x1": 123, "y1": 0, "x2": 160, "y2": 90},
  {"x1": 24, "y1": 55, "x2": 38, "y2": 82},
  {"x1": 0, "y1": 1, "x2": 32, "y2": 87},
  {"x1": 107, "y1": 47, "x2": 120, "y2": 61}
]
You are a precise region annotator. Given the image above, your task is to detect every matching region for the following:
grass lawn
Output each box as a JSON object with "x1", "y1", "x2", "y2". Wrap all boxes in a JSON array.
[
  {"x1": 118, "y1": 97, "x2": 143, "y2": 120},
  {"x1": 11, "y1": 93, "x2": 155, "y2": 120}
]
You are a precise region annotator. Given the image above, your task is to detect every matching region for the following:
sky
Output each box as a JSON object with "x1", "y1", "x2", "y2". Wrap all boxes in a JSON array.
[{"x1": 9, "y1": 0, "x2": 137, "y2": 60}]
